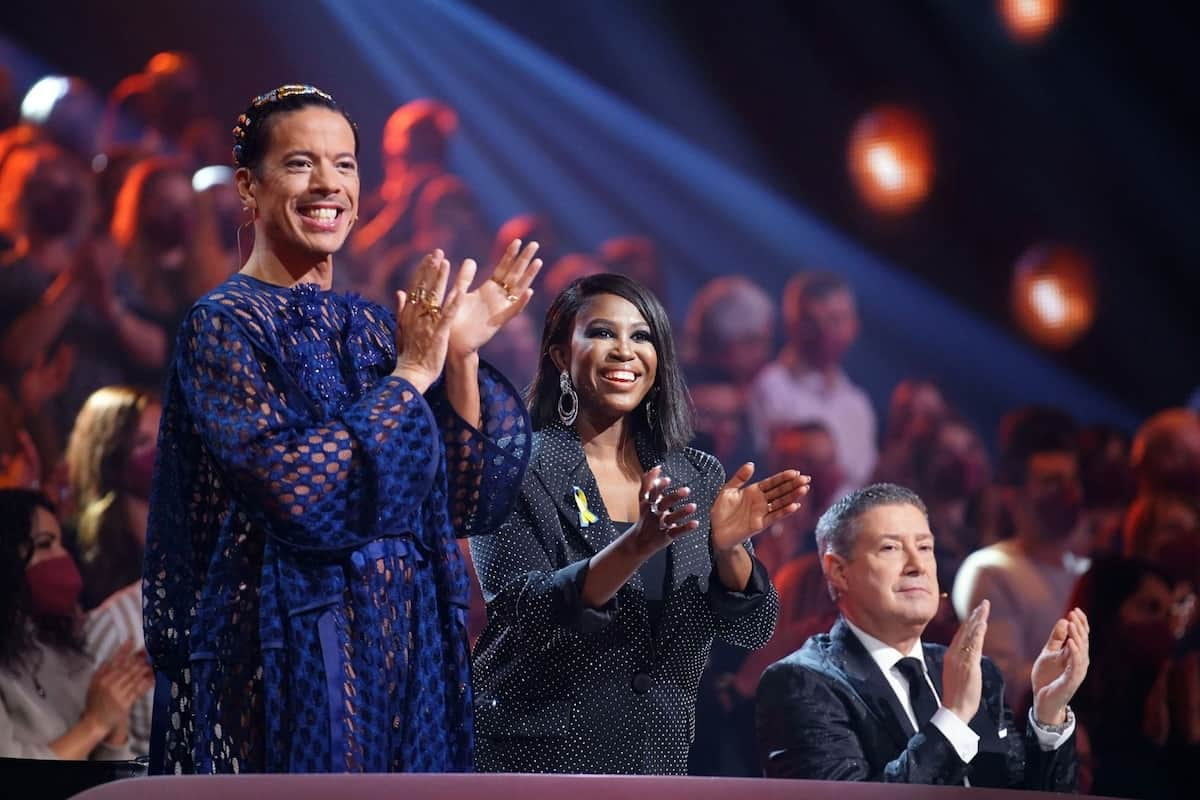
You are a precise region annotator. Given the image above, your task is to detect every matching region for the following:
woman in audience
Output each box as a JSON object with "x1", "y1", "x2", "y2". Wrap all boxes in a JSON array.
[{"x1": 0, "y1": 488, "x2": 151, "y2": 759}]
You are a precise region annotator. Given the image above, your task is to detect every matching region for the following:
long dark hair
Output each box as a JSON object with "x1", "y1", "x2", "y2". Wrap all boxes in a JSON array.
[
  {"x1": 527, "y1": 273, "x2": 693, "y2": 453},
  {"x1": 0, "y1": 489, "x2": 84, "y2": 668}
]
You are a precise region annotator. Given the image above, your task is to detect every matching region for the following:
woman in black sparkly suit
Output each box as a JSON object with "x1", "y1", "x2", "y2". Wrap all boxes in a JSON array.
[{"x1": 470, "y1": 273, "x2": 810, "y2": 774}]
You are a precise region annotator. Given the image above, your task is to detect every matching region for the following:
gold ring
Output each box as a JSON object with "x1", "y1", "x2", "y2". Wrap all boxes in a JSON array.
[
  {"x1": 506, "y1": 294, "x2": 519, "y2": 303},
  {"x1": 767, "y1": 500, "x2": 773, "y2": 512},
  {"x1": 491, "y1": 277, "x2": 511, "y2": 294}
]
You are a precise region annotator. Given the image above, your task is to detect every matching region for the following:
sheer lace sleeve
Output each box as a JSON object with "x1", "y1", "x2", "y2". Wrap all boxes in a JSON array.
[
  {"x1": 427, "y1": 360, "x2": 530, "y2": 537},
  {"x1": 177, "y1": 304, "x2": 439, "y2": 552}
]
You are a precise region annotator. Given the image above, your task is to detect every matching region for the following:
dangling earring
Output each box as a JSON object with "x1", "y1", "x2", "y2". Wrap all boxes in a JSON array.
[
  {"x1": 645, "y1": 387, "x2": 658, "y2": 430},
  {"x1": 557, "y1": 369, "x2": 578, "y2": 426},
  {"x1": 235, "y1": 207, "x2": 254, "y2": 265}
]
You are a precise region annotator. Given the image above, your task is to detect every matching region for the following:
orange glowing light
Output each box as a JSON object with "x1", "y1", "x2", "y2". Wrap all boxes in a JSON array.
[
  {"x1": 847, "y1": 106, "x2": 934, "y2": 215},
  {"x1": 1011, "y1": 244, "x2": 1096, "y2": 349},
  {"x1": 998, "y1": 0, "x2": 1064, "y2": 43}
]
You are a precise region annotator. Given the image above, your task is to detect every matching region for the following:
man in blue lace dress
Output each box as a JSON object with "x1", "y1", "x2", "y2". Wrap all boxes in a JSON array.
[{"x1": 143, "y1": 85, "x2": 542, "y2": 774}]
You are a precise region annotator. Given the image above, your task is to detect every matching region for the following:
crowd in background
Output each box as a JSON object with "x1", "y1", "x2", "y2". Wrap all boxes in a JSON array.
[{"x1": 1, "y1": 54, "x2": 1198, "y2": 798}]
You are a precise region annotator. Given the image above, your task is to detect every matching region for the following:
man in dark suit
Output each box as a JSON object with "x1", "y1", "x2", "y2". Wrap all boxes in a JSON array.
[{"x1": 756, "y1": 483, "x2": 1087, "y2": 787}]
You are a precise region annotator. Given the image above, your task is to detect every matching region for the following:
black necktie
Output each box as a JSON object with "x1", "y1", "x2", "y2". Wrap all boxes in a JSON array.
[{"x1": 895, "y1": 656, "x2": 939, "y2": 730}]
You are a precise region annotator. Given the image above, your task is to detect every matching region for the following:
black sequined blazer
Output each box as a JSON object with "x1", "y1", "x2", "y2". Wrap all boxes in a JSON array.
[
  {"x1": 755, "y1": 617, "x2": 1078, "y2": 789},
  {"x1": 469, "y1": 422, "x2": 779, "y2": 775}
]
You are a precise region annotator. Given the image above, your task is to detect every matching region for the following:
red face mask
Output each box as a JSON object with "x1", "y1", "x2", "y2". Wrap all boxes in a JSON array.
[
  {"x1": 121, "y1": 443, "x2": 157, "y2": 500},
  {"x1": 26, "y1": 554, "x2": 83, "y2": 618}
]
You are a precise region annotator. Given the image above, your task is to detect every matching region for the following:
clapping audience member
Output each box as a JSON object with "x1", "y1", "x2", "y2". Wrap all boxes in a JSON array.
[{"x1": 0, "y1": 489, "x2": 151, "y2": 760}]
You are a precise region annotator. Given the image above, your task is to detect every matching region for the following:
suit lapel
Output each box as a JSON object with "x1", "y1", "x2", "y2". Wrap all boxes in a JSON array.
[
  {"x1": 648, "y1": 444, "x2": 713, "y2": 592},
  {"x1": 830, "y1": 618, "x2": 916, "y2": 749},
  {"x1": 530, "y1": 424, "x2": 627, "y2": 559}
]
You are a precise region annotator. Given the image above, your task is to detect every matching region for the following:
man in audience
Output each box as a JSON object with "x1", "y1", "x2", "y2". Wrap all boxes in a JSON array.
[
  {"x1": 750, "y1": 271, "x2": 875, "y2": 497},
  {"x1": 952, "y1": 407, "x2": 1089, "y2": 707}
]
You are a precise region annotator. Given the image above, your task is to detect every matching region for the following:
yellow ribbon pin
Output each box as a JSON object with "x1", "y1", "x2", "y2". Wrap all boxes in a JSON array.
[{"x1": 573, "y1": 486, "x2": 599, "y2": 528}]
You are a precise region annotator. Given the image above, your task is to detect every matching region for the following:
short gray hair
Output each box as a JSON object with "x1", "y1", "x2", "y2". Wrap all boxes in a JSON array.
[{"x1": 816, "y1": 483, "x2": 928, "y2": 599}]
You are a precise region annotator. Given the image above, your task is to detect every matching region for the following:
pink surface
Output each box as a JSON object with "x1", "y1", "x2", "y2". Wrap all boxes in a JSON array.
[{"x1": 70, "y1": 772, "x2": 1115, "y2": 800}]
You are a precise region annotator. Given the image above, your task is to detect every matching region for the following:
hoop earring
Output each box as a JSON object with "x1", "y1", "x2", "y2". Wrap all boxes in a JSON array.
[
  {"x1": 557, "y1": 369, "x2": 578, "y2": 426},
  {"x1": 235, "y1": 208, "x2": 254, "y2": 266},
  {"x1": 645, "y1": 388, "x2": 658, "y2": 431}
]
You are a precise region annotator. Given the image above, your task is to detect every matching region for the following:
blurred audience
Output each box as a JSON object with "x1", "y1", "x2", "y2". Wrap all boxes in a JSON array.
[
  {"x1": 1122, "y1": 492, "x2": 1200, "y2": 607},
  {"x1": 100, "y1": 52, "x2": 211, "y2": 164},
  {"x1": 64, "y1": 386, "x2": 160, "y2": 610},
  {"x1": 540, "y1": 252, "x2": 606, "y2": 306},
  {"x1": 14, "y1": 75, "x2": 103, "y2": 162},
  {"x1": 599, "y1": 235, "x2": 665, "y2": 304},
  {"x1": 0, "y1": 143, "x2": 150, "y2": 464},
  {"x1": 492, "y1": 213, "x2": 565, "y2": 275},
  {"x1": 750, "y1": 271, "x2": 875, "y2": 496},
  {"x1": 352, "y1": 97, "x2": 458, "y2": 258},
  {"x1": 110, "y1": 156, "x2": 228, "y2": 377},
  {"x1": 1069, "y1": 556, "x2": 1192, "y2": 799},
  {"x1": 952, "y1": 406, "x2": 1089, "y2": 707},
  {"x1": 1131, "y1": 408, "x2": 1200, "y2": 501},
  {"x1": 873, "y1": 378, "x2": 948, "y2": 485},
  {"x1": 0, "y1": 488, "x2": 152, "y2": 760},
  {"x1": 1077, "y1": 423, "x2": 1137, "y2": 555},
  {"x1": 753, "y1": 421, "x2": 841, "y2": 575},
  {"x1": 683, "y1": 275, "x2": 776, "y2": 470},
  {"x1": 1, "y1": 388, "x2": 42, "y2": 490},
  {"x1": 909, "y1": 416, "x2": 991, "y2": 589}
]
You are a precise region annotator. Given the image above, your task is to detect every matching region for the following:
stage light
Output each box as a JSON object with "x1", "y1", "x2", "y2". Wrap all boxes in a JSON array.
[
  {"x1": 192, "y1": 165, "x2": 234, "y2": 193},
  {"x1": 847, "y1": 105, "x2": 934, "y2": 215},
  {"x1": 1011, "y1": 244, "x2": 1096, "y2": 349},
  {"x1": 19, "y1": 75, "x2": 72, "y2": 124},
  {"x1": 998, "y1": 0, "x2": 1064, "y2": 44}
]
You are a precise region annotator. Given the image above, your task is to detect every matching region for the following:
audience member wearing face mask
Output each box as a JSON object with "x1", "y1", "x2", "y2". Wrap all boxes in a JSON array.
[{"x1": 0, "y1": 488, "x2": 152, "y2": 760}]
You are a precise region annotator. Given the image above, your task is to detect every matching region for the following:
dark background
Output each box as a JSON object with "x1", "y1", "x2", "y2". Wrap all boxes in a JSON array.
[{"x1": 3, "y1": 0, "x2": 1196, "y2": 418}]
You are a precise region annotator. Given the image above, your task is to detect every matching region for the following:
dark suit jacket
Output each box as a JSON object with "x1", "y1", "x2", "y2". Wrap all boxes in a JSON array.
[
  {"x1": 755, "y1": 617, "x2": 1077, "y2": 789},
  {"x1": 470, "y1": 422, "x2": 779, "y2": 775}
]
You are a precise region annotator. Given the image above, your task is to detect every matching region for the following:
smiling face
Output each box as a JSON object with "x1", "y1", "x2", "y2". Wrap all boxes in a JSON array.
[
  {"x1": 552, "y1": 292, "x2": 658, "y2": 428},
  {"x1": 238, "y1": 106, "x2": 359, "y2": 262},
  {"x1": 825, "y1": 502, "x2": 939, "y2": 646}
]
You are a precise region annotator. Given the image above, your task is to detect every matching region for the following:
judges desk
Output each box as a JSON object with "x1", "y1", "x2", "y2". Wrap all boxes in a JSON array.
[{"x1": 69, "y1": 773, "x2": 1115, "y2": 800}]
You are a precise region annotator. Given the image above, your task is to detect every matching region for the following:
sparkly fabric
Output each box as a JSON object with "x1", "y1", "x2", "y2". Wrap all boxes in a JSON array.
[
  {"x1": 142, "y1": 273, "x2": 529, "y2": 774},
  {"x1": 755, "y1": 617, "x2": 1079, "y2": 789},
  {"x1": 470, "y1": 422, "x2": 778, "y2": 774}
]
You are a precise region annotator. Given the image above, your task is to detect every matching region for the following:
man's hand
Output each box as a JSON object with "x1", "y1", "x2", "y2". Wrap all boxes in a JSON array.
[
  {"x1": 942, "y1": 599, "x2": 989, "y2": 723},
  {"x1": 1031, "y1": 607, "x2": 1090, "y2": 726}
]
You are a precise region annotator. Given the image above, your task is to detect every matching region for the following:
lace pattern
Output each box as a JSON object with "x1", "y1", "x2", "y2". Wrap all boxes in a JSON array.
[{"x1": 144, "y1": 274, "x2": 529, "y2": 773}]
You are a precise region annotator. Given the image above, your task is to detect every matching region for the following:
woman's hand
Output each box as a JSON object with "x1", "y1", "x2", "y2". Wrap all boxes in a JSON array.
[
  {"x1": 709, "y1": 463, "x2": 810, "y2": 553},
  {"x1": 83, "y1": 640, "x2": 153, "y2": 740},
  {"x1": 447, "y1": 239, "x2": 542, "y2": 359},
  {"x1": 623, "y1": 465, "x2": 699, "y2": 560},
  {"x1": 392, "y1": 250, "x2": 465, "y2": 392}
]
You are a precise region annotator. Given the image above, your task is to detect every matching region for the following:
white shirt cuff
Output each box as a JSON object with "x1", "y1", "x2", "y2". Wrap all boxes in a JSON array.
[
  {"x1": 1028, "y1": 708, "x2": 1075, "y2": 751},
  {"x1": 932, "y1": 707, "x2": 979, "y2": 764}
]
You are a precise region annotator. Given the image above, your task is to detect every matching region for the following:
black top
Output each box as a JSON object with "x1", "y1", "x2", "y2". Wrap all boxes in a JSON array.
[{"x1": 613, "y1": 522, "x2": 670, "y2": 634}]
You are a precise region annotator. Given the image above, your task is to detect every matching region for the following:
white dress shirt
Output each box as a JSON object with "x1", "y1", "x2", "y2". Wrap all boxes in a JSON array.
[
  {"x1": 749, "y1": 362, "x2": 877, "y2": 497},
  {"x1": 843, "y1": 618, "x2": 1074, "y2": 772},
  {"x1": 843, "y1": 618, "x2": 980, "y2": 764}
]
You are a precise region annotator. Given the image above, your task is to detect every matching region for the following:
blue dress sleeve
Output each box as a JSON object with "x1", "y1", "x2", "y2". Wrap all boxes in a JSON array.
[
  {"x1": 175, "y1": 303, "x2": 440, "y2": 552},
  {"x1": 425, "y1": 359, "x2": 531, "y2": 538}
]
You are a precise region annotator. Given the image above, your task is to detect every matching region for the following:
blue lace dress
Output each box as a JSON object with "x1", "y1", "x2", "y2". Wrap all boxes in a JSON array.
[{"x1": 142, "y1": 274, "x2": 529, "y2": 774}]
